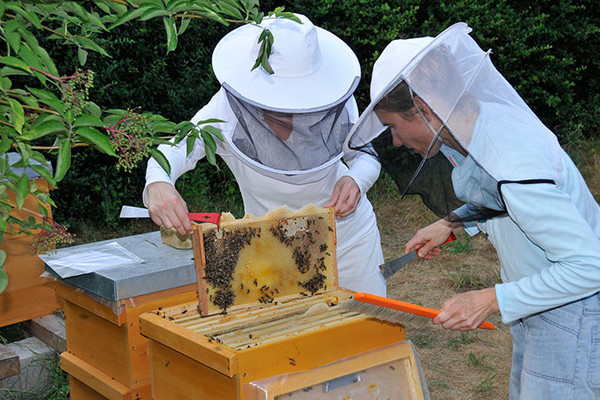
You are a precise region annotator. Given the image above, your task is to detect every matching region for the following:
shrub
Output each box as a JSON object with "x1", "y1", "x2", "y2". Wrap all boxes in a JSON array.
[{"x1": 50, "y1": 1, "x2": 600, "y2": 234}]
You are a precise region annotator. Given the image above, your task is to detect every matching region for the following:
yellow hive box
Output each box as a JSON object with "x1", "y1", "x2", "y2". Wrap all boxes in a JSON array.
[
  {"x1": 0, "y1": 179, "x2": 61, "y2": 328},
  {"x1": 139, "y1": 205, "x2": 427, "y2": 400}
]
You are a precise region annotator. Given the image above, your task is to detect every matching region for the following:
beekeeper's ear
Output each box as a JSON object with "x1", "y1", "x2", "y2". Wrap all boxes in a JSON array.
[{"x1": 413, "y1": 96, "x2": 433, "y2": 121}]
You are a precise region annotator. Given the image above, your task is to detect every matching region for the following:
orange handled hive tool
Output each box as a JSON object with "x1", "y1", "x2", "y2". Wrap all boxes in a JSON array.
[
  {"x1": 343, "y1": 292, "x2": 495, "y2": 330},
  {"x1": 187, "y1": 213, "x2": 220, "y2": 228}
]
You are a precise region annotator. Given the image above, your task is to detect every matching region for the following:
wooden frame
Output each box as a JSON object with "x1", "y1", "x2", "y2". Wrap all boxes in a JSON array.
[{"x1": 241, "y1": 341, "x2": 427, "y2": 400}]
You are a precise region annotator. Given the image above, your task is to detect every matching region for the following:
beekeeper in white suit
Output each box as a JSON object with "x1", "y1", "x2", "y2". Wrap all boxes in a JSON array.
[
  {"x1": 144, "y1": 14, "x2": 387, "y2": 296},
  {"x1": 346, "y1": 22, "x2": 600, "y2": 399}
]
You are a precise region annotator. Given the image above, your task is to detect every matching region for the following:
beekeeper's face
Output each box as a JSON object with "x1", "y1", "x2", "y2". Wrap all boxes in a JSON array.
[
  {"x1": 263, "y1": 110, "x2": 294, "y2": 140},
  {"x1": 375, "y1": 108, "x2": 442, "y2": 158}
]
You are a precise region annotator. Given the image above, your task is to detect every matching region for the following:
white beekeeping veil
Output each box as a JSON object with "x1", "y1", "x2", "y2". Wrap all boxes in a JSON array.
[
  {"x1": 346, "y1": 22, "x2": 563, "y2": 222},
  {"x1": 212, "y1": 14, "x2": 362, "y2": 184}
]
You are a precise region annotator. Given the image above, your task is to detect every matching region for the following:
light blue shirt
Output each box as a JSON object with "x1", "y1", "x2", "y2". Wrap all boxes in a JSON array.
[{"x1": 443, "y1": 146, "x2": 600, "y2": 323}]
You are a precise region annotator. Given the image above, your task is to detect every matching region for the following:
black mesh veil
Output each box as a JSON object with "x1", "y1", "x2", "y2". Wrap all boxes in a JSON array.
[
  {"x1": 221, "y1": 80, "x2": 360, "y2": 184},
  {"x1": 369, "y1": 133, "x2": 463, "y2": 219}
]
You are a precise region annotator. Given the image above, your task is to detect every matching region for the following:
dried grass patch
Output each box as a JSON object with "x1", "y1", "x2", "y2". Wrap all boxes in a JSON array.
[{"x1": 370, "y1": 177, "x2": 511, "y2": 400}]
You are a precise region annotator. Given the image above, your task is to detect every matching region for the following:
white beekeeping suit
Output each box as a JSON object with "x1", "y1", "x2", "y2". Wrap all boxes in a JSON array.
[{"x1": 146, "y1": 14, "x2": 386, "y2": 296}]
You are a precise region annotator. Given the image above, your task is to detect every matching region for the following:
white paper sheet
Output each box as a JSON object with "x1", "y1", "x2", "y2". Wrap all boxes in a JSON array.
[{"x1": 44, "y1": 242, "x2": 144, "y2": 278}]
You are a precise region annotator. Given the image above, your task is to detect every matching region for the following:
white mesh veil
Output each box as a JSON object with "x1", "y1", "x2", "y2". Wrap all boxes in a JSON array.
[{"x1": 346, "y1": 22, "x2": 564, "y2": 222}]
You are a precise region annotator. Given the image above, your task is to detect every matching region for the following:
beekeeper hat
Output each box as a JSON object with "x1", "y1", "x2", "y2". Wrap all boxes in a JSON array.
[
  {"x1": 370, "y1": 37, "x2": 435, "y2": 102},
  {"x1": 343, "y1": 36, "x2": 435, "y2": 150},
  {"x1": 212, "y1": 14, "x2": 360, "y2": 111}
]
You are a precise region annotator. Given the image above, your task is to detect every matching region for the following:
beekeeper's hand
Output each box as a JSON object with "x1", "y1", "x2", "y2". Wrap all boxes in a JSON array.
[
  {"x1": 433, "y1": 288, "x2": 499, "y2": 331},
  {"x1": 147, "y1": 182, "x2": 193, "y2": 235},
  {"x1": 406, "y1": 219, "x2": 458, "y2": 259},
  {"x1": 324, "y1": 176, "x2": 360, "y2": 219}
]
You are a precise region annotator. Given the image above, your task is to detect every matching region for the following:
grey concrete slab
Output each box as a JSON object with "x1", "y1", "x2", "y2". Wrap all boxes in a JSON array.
[{"x1": 0, "y1": 337, "x2": 54, "y2": 399}]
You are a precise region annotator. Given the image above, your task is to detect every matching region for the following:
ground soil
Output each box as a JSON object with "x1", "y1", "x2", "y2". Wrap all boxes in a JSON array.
[{"x1": 370, "y1": 179, "x2": 512, "y2": 400}]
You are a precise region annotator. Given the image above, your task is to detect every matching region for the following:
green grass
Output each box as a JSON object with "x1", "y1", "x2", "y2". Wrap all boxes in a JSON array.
[{"x1": 0, "y1": 350, "x2": 69, "y2": 400}]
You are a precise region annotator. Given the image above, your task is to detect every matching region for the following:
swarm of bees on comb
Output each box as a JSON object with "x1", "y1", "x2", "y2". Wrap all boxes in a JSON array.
[{"x1": 199, "y1": 205, "x2": 336, "y2": 313}]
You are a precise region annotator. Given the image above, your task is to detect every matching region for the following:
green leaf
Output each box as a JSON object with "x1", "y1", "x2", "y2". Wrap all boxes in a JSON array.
[
  {"x1": 165, "y1": 0, "x2": 188, "y2": 12},
  {"x1": 0, "y1": 75, "x2": 11, "y2": 90},
  {"x1": 30, "y1": 45, "x2": 59, "y2": 78},
  {"x1": 37, "y1": 98, "x2": 66, "y2": 116},
  {"x1": 150, "y1": 148, "x2": 171, "y2": 175},
  {"x1": 5, "y1": 30, "x2": 21, "y2": 54},
  {"x1": 30, "y1": 165, "x2": 56, "y2": 188},
  {"x1": 16, "y1": 141, "x2": 32, "y2": 163},
  {"x1": 150, "y1": 121, "x2": 176, "y2": 132},
  {"x1": 109, "y1": 6, "x2": 147, "y2": 30},
  {"x1": 18, "y1": 45, "x2": 44, "y2": 72},
  {"x1": 29, "y1": 113, "x2": 57, "y2": 130},
  {"x1": 5, "y1": 4, "x2": 42, "y2": 29},
  {"x1": 1, "y1": 66, "x2": 31, "y2": 77},
  {"x1": 22, "y1": 120, "x2": 67, "y2": 141},
  {"x1": 76, "y1": 37, "x2": 110, "y2": 57},
  {"x1": 187, "y1": 4, "x2": 228, "y2": 25},
  {"x1": 151, "y1": 137, "x2": 175, "y2": 146},
  {"x1": 28, "y1": 87, "x2": 60, "y2": 102},
  {"x1": 141, "y1": 7, "x2": 168, "y2": 21},
  {"x1": 201, "y1": 130, "x2": 217, "y2": 166},
  {"x1": 216, "y1": 0, "x2": 244, "y2": 20},
  {"x1": 0, "y1": 266, "x2": 7, "y2": 295},
  {"x1": 8, "y1": 98, "x2": 24, "y2": 133},
  {"x1": 95, "y1": 0, "x2": 127, "y2": 15},
  {"x1": 76, "y1": 126, "x2": 116, "y2": 156},
  {"x1": 196, "y1": 118, "x2": 225, "y2": 125},
  {"x1": 178, "y1": 17, "x2": 191, "y2": 35},
  {"x1": 201, "y1": 125, "x2": 224, "y2": 142},
  {"x1": 15, "y1": 173, "x2": 30, "y2": 209},
  {"x1": 186, "y1": 134, "x2": 196, "y2": 157},
  {"x1": 78, "y1": 47, "x2": 89, "y2": 66},
  {"x1": 54, "y1": 138, "x2": 71, "y2": 182},
  {"x1": 74, "y1": 115, "x2": 104, "y2": 128},
  {"x1": 0, "y1": 134, "x2": 12, "y2": 153},
  {"x1": 163, "y1": 16, "x2": 178, "y2": 52},
  {"x1": 62, "y1": 2, "x2": 106, "y2": 30},
  {"x1": 0, "y1": 56, "x2": 32, "y2": 73},
  {"x1": 84, "y1": 101, "x2": 102, "y2": 117}
]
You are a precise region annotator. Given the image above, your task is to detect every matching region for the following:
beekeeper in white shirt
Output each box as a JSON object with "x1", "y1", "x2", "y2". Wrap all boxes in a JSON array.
[{"x1": 144, "y1": 14, "x2": 386, "y2": 296}]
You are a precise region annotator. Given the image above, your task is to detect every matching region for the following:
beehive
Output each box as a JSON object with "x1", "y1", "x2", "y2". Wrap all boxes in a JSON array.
[
  {"x1": 139, "y1": 205, "x2": 425, "y2": 400},
  {"x1": 0, "y1": 179, "x2": 60, "y2": 328}
]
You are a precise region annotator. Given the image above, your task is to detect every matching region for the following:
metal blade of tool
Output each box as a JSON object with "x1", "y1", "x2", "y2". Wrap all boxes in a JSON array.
[
  {"x1": 380, "y1": 232, "x2": 457, "y2": 279},
  {"x1": 119, "y1": 205, "x2": 220, "y2": 226},
  {"x1": 119, "y1": 205, "x2": 150, "y2": 218},
  {"x1": 380, "y1": 251, "x2": 417, "y2": 279}
]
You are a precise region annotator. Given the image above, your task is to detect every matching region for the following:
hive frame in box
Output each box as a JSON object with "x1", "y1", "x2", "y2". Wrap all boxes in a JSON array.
[{"x1": 242, "y1": 340, "x2": 430, "y2": 400}]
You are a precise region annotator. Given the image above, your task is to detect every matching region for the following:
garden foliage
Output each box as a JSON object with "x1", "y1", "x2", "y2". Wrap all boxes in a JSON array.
[
  {"x1": 0, "y1": 0, "x2": 295, "y2": 291},
  {"x1": 13, "y1": 0, "x2": 600, "y2": 236}
]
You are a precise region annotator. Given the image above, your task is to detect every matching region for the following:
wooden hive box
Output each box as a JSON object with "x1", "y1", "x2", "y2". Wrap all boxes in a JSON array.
[
  {"x1": 43, "y1": 230, "x2": 204, "y2": 400},
  {"x1": 0, "y1": 179, "x2": 61, "y2": 328},
  {"x1": 140, "y1": 205, "x2": 427, "y2": 400},
  {"x1": 57, "y1": 282, "x2": 198, "y2": 400}
]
